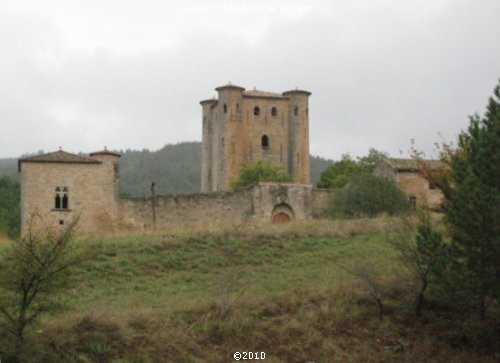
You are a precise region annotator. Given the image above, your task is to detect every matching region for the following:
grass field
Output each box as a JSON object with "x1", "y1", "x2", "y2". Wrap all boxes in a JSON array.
[{"x1": 1, "y1": 218, "x2": 497, "y2": 362}]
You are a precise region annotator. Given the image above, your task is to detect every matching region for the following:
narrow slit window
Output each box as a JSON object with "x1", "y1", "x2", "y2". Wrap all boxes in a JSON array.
[
  {"x1": 261, "y1": 135, "x2": 269, "y2": 149},
  {"x1": 55, "y1": 194, "x2": 61, "y2": 209},
  {"x1": 271, "y1": 107, "x2": 277, "y2": 117},
  {"x1": 223, "y1": 103, "x2": 227, "y2": 113},
  {"x1": 294, "y1": 106, "x2": 298, "y2": 116}
]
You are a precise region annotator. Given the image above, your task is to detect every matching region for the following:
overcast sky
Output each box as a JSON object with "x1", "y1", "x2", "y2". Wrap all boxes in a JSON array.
[{"x1": 0, "y1": 0, "x2": 499, "y2": 159}]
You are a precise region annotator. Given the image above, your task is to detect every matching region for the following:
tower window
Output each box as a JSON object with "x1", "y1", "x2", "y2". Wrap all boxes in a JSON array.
[
  {"x1": 294, "y1": 106, "x2": 298, "y2": 116},
  {"x1": 271, "y1": 107, "x2": 278, "y2": 117},
  {"x1": 221, "y1": 137, "x2": 225, "y2": 147},
  {"x1": 223, "y1": 104, "x2": 227, "y2": 113},
  {"x1": 261, "y1": 135, "x2": 269, "y2": 149},
  {"x1": 55, "y1": 194, "x2": 61, "y2": 209},
  {"x1": 254, "y1": 106, "x2": 260, "y2": 116}
]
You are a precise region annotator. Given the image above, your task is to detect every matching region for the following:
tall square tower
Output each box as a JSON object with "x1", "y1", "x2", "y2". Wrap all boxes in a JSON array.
[{"x1": 201, "y1": 83, "x2": 311, "y2": 192}]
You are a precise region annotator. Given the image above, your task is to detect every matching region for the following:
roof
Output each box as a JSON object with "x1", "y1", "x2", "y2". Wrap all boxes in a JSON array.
[
  {"x1": 18, "y1": 150, "x2": 101, "y2": 171},
  {"x1": 200, "y1": 98, "x2": 218, "y2": 105},
  {"x1": 382, "y1": 157, "x2": 445, "y2": 172},
  {"x1": 243, "y1": 89, "x2": 287, "y2": 100},
  {"x1": 215, "y1": 83, "x2": 246, "y2": 92},
  {"x1": 282, "y1": 89, "x2": 312, "y2": 97},
  {"x1": 89, "y1": 149, "x2": 121, "y2": 157}
]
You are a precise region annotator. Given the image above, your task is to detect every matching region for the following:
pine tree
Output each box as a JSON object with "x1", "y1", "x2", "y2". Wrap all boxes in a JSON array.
[{"x1": 444, "y1": 80, "x2": 500, "y2": 318}]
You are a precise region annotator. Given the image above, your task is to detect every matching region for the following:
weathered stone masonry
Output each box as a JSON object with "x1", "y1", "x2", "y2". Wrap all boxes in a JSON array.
[{"x1": 19, "y1": 150, "x2": 331, "y2": 236}]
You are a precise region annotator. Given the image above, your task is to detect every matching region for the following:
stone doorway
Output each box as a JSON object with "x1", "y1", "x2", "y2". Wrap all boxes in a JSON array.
[
  {"x1": 271, "y1": 203, "x2": 294, "y2": 224},
  {"x1": 272, "y1": 212, "x2": 291, "y2": 224}
]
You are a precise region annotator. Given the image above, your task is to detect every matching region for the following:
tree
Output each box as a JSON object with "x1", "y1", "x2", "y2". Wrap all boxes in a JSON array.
[
  {"x1": 317, "y1": 154, "x2": 367, "y2": 189},
  {"x1": 0, "y1": 217, "x2": 92, "y2": 361},
  {"x1": 230, "y1": 161, "x2": 293, "y2": 191},
  {"x1": 329, "y1": 174, "x2": 410, "y2": 218},
  {"x1": 417, "y1": 80, "x2": 500, "y2": 319},
  {"x1": 389, "y1": 211, "x2": 449, "y2": 317},
  {"x1": 356, "y1": 148, "x2": 388, "y2": 172},
  {"x1": 0, "y1": 176, "x2": 20, "y2": 238}
]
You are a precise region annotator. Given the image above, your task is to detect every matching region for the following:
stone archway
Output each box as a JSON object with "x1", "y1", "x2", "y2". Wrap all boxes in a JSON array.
[{"x1": 271, "y1": 203, "x2": 295, "y2": 224}]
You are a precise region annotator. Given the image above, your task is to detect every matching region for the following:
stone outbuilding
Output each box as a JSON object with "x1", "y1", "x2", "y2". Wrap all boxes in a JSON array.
[{"x1": 373, "y1": 157, "x2": 444, "y2": 209}]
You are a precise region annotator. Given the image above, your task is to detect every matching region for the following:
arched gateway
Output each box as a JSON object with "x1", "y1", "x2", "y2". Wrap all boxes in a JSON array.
[{"x1": 271, "y1": 203, "x2": 295, "y2": 224}]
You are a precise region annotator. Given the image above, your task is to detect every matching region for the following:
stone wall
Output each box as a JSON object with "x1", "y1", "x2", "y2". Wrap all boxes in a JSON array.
[
  {"x1": 120, "y1": 187, "x2": 255, "y2": 231},
  {"x1": 311, "y1": 188, "x2": 332, "y2": 216},
  {"x1": 118, "y1": 183, "x2": 321, "y2": 232},
  {"x1": 21, "y1": 154, "x2": 325, "y2": 237}
]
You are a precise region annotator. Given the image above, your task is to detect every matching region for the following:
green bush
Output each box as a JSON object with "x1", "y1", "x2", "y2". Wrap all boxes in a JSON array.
[
  {"x1": 230, "y1": 161, "x2": 293, "y2": 191},
  {"x1": 329, "y1": 174, "x2": 410, "y2": 218}
]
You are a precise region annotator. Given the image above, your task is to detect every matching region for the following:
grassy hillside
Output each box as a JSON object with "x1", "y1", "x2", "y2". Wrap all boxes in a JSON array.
[
  {"x1": 1, "y1": 219, "x2": 495, "y2": 362},
  {"x1": 0, "y1": 143, "x2": 334, "y2": 196}
]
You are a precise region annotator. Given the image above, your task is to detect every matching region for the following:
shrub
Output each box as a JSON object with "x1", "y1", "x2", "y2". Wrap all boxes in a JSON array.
[
  {"x1": 230, "y1": 161, "x2": 292, "y2": 191},
  {"x1": 317, "y1": 155, "x2": 367, "y2": 189},
  {"x1": 329, "y1": 174, "x2": 410, "y2": 218}
]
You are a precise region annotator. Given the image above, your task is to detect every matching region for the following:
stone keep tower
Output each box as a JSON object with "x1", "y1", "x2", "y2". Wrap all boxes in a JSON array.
[{"x1": 201, "y1": 83, "x2": 311, "y2": 192}]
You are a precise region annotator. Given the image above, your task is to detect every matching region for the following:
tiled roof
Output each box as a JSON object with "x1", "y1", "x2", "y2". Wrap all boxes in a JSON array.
[
  {"x1": 243, "y1": 90, "x2": 287, "y2": 99},
  {"x1": 19, "y1": 150, "x2": 101, "y2": 171},
  {"x1": 282, "y1": 89, "x2": 312, "y2": 96},
  {"x1": 89, "y1": 149, "x2": 121, "y2": 157},
  {"x1": 215, "y1": 83, "x2": 245, "y2": 92},
  {"x1": 383, "y1": 157, "x2": 444, "y2": 171}
]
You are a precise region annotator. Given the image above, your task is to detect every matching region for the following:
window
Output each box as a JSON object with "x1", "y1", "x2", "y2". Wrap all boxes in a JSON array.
[
  {"x1": 223, "y1": 103, "x2": 227, "y2": 113},
  {"x1": 254, "y1": 106, "x2": 260, "y2": 116},
  {"x1": 62, "y1": 194, "x2": 68, "y2": 209},
  {"x1": 271, "y1": 107, "x2": 278, "y2": 117},
  {"x1": 261, "y1": 135, "x2": 269, "y2": 149},
  {"x1": 409, "y1": 196, "x2": 417, "y2": 210},
  {"x1": 236, "y1": 103, "x2": 239, "y2": 112},
  {"x1": 429, "y1": 181, "x2": 437, "y2": 190},
  {"x1": 221, "y1": 137, "x2": 225, "y2": 147},
  {"x1": 294, "y1": 106, "x2": 298, "y2": 116},
  {"x1": 54, "y1": 186, "x2": 69, "y2": 210}
]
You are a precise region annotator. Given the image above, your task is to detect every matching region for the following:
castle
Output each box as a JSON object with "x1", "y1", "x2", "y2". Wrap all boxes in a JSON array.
[
  {"x1": 201, "y1": 84, "x2": 311, "y2": 191},
  {"x1": 19, "y1": 84, "x2": 331, "y2": 237}
]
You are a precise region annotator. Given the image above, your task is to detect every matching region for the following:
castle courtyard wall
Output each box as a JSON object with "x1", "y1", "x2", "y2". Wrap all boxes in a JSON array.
[
  {"x1": 119, "y1": 188, "x2": 255, "y2": 231},
  {"x1": 118, "y1": 183, "x2": 328, "y2": 232}
]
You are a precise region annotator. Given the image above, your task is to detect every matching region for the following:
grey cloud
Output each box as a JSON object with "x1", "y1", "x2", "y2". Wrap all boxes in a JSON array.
[{"x1": 0, "y1": 0, "x2": 499, "y2": 159}]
